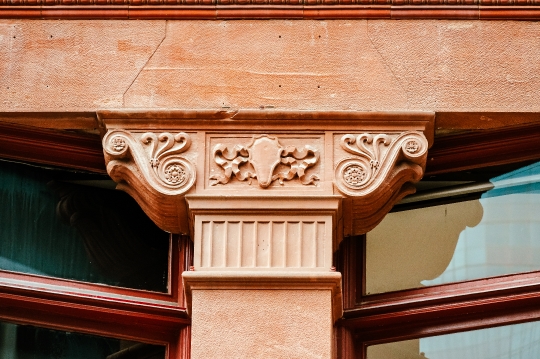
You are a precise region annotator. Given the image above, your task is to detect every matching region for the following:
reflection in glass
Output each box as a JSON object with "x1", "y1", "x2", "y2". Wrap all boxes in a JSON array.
[
  {"x1": 367, "y1": 320, "x2": 540, "y2": 359},
  {"x1": 366, "y1": 161, "x2": 540, "y2": 295},
  {"x1": 424, "y1": 162, "x2": 540, "y2": 286},
  {"x1": 0, "y1": 321, "x2": 165, "y2": 359},
  {"x1": 0, "y1": 161, "x2": 169, "y2": 292}
]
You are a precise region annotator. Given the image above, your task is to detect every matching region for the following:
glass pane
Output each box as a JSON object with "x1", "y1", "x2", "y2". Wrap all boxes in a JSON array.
[
  {"x1": 0, "y1": 161, "x2": 169, "y2": 292},
  {"x1": 0, "y1": 321, "x2": 165, "y2": 359},
  {"x1": 367, "y1": 320, "x2": 540, "y2": 359},
  {"x1": 365, "y1": 161, "x2": 540, "y2": 295}
]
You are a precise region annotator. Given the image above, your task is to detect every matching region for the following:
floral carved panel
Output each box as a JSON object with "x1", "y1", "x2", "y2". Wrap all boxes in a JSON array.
[{"x1": 207, "y1": 134, "x2": 324, "y2": 189}]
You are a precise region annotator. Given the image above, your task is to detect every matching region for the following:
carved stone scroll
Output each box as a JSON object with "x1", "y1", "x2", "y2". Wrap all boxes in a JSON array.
[
  {"x1": 334, "y1": 131, "x2": 429, "y2": 234},
  {"x1": 102, "y1": 129, "x2": 196, "y2": 234},
  {"x1": 210, "y1": 135, "x2": 320, "y2": 188}
]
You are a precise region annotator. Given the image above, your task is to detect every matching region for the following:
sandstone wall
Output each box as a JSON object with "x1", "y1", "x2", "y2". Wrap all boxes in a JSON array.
[{"x1": 1, "y1": 20, "x2": 539, "y2": 113}]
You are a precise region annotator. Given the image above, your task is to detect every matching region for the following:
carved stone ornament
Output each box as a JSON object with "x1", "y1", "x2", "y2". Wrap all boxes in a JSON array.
[
  {"x1": 334, "y1": 131, "x2": 429, "y2": 234},
  {"x1": 98, "y1": 110, "x2": 433, "y2": 344},
  {"x1": 335, "y1": 131, "x2": 428, "y2": 196},
  {"x1": 102, "y1": 129, "x2": 196, "y2": 234},
  {"x1": 98, "y1": 110, "x2": 434, "y2": 236},
  {"x1": 210, "y1": 135, "x2": 320, "y2": 188}
]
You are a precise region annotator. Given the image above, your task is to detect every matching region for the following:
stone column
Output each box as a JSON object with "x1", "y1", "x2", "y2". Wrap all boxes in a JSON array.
[
  {"x1": 99, "y1": 109, "x2": 434, "y2": 359},
  {"x1": 184, "y1": 196, "x2": 342, "y2": 358}
]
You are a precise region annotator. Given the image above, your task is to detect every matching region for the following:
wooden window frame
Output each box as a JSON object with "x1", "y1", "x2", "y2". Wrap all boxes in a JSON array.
[
  {"x1": 0, "y1": 119, "x2": 194, "y2": 358},
  {"x1": 0, "y1": 211, "x2": 192, "y2": 358},
  {"x1": 337, "y1": 234, "x2": 540, "y2": 358}
]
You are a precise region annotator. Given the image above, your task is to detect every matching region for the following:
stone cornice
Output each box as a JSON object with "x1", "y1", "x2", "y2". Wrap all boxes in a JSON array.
[{"x1": 2, "y1": 4, "x2": 540, "y2": 20}]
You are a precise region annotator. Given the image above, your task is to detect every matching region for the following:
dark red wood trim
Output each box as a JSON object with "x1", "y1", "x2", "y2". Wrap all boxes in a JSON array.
[
  {"x1": 0, "y1": 269, "x2": 185, "y2": 310},
  {"x1": 353, "y1": 303, "x2": 540, "y2": 358},
  {"x1": 425, "y1": 121, "x2": 540, "y2": 176},
  {"x1": 0, "y1": 234, "x2": 183, "y2": 304},
  {"x1": 178, "y1": 234, "x2": 193, "y2": 309},
  {"x1": 0, "y1": 112, "x2": 98, "y2": 130},
  {"x1": 0, "y1": 229, "x2": 190, "y2": 357},
  {"x1": 336, "y1": 326, "x2": 356, "y2": 359},
  {"x1": 0, "y1": 236, "x2": 183, "y2": 304},
  {"x1": 0, "y1": 279, "x2": 189, "y2": 342},
  {"x1": 335, "y1": 236, "x2": 362, "y2": 310},
  {"x1": 177, "y1": 326, "x2": 191, "y2": 359},
  {"x1": 3, "y1": 3, "x2": 540, "y2": 19},
  {"x1": 0, "y1": 120, "x2": 107, "y2": 174},
  {"x1": 341, "y1": 270, "x2": 540, "y2": 345}
]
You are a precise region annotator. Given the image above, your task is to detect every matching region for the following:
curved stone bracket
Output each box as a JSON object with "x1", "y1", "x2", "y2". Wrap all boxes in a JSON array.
[
  {"x1": 103, "y1": 129, "x2": 196, "y2": 234},
  {"x1": 334, "y1": 131, "x2": 429, "y2": 235}
]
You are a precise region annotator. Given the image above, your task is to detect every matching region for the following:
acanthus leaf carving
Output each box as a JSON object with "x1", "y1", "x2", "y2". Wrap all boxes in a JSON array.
[{"x1": 210, "y1": 134, "x2": 320, "y2": 188}]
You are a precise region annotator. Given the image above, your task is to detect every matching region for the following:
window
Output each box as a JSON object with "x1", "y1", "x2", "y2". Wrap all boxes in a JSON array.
[
  {"x1": 0, "y1": 157, "x2": 191, "y2": 358},
  {"x1": 337, "y1": 124, "x2": 540, "y2": 359}
]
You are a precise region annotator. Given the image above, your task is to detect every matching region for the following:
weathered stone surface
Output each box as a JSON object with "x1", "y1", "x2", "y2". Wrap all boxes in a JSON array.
[
  {"x1": 2, "y1": 20, "x2": 540, "y2": 112},
  {"x1": 367, "y1": 21, "x2": 540, "y2": 112},
  {"x1": 0, "y1": 20, "x2": 165, "y2": 111},
  {"x1": 123, "y1": 20, "x2": 407, "y2": 110},
  {"x1": 191, "y1": 289, "x2": 332, "y2": 359}
]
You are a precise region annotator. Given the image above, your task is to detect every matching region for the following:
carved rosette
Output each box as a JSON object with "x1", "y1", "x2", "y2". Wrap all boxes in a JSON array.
[
  {"x1": 102, "y1": 129, "x2": 196, "y2": 234},
  {"x1": 334, "y1": 131, "x2": 428, "y2": 234}
]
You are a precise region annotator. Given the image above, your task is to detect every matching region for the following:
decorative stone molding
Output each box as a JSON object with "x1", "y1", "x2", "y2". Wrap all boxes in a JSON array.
[
  {"x1": 182, "y1": 271, "x2": 343, "y2": 322},
  {"x1": 186, "y1": 195, "x2": 341, "y2": 271},
  {"x1": 4, "y1": 4, "x2": 540, "y2": 21}
]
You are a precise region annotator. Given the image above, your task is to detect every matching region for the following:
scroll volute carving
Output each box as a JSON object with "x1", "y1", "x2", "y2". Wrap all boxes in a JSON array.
[
  {"x1": 334, "y1": 131, "x2": 429, "y2": 235},
  {"x1": 102, "y1": 129, "x2": 196, "y2": 234}
]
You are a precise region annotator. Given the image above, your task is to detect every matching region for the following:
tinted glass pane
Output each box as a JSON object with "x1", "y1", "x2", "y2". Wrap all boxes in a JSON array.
[
  {"x1": 0, "y1": 321, "x2": 165, "y2": 359},
  {"x1": 366, "y1": 161, "x2": 540, "y2": 295},
  {"x1": 0, "y1": 161, "x2": 169, "y2": 292},
  {"x1": 367, "y1": 321, "x2": 540, "y2": 359}
]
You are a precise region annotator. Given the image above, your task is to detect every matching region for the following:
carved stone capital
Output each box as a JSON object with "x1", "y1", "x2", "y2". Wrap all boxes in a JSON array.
[
  {"x1": 99, "y1": 110, "x2": 434, "y2": 237},
  {"x1": 98, "y1": 110, "x2": 433, "y2": 356}
]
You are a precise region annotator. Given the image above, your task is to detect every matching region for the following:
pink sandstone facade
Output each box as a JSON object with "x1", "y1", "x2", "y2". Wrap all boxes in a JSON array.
[{"x1": 1, "y1": 15, "x2": 540, "y2": 359}]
